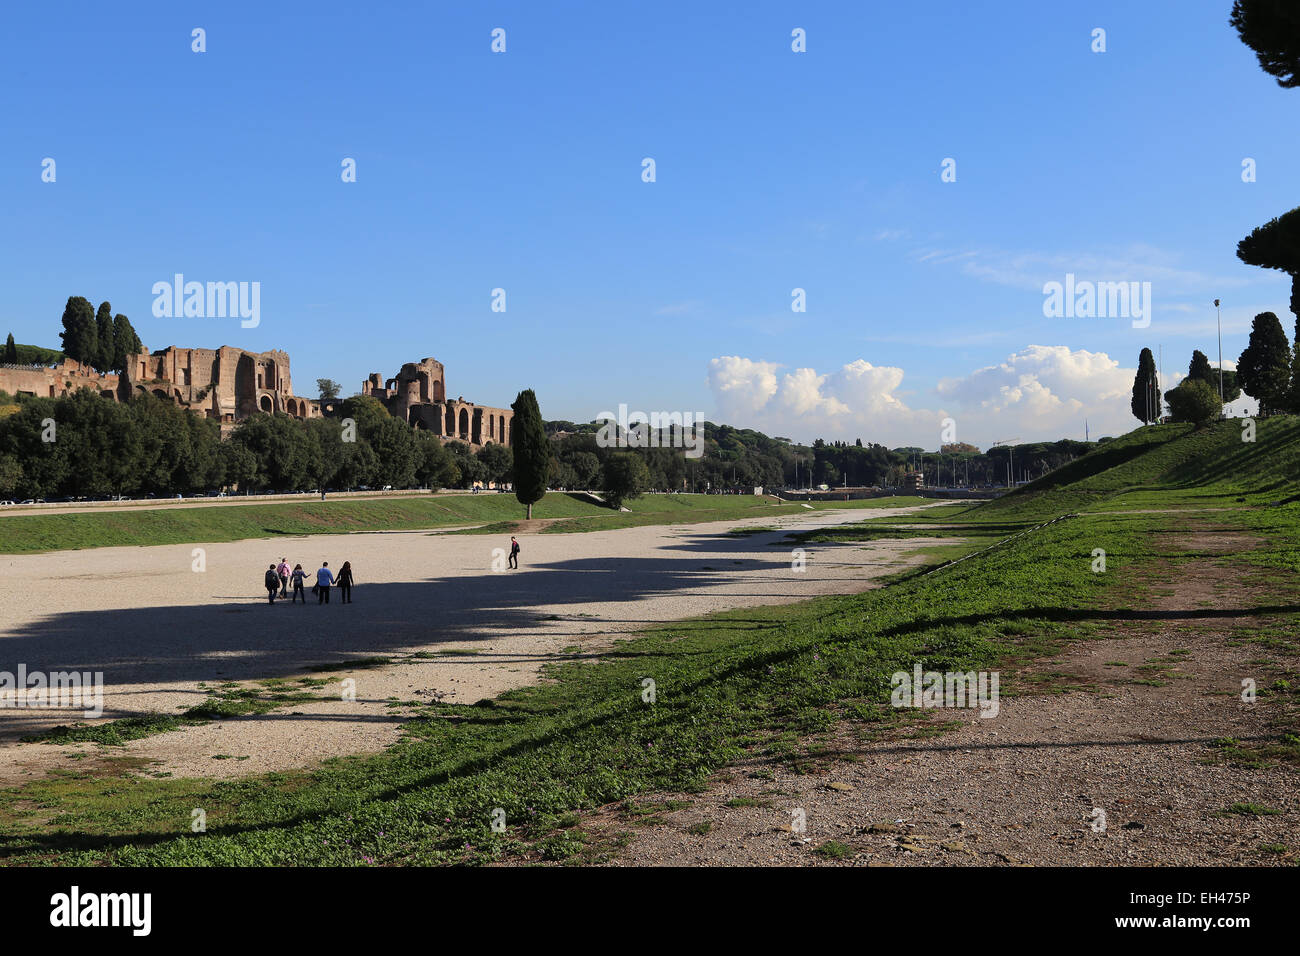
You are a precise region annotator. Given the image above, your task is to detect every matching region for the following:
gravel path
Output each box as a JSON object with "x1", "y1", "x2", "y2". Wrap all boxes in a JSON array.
[
  {"x1": 0, "y1": 502, "x2": 953, "y2": 781},
  {"x1": 552, "y1": 530, "x2": 1299, "y2": 866}
]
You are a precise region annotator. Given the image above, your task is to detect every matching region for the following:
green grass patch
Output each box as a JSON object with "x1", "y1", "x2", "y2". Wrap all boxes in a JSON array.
[{"x1": 0, "y1": 492, "x2": 938, "y2": 554}]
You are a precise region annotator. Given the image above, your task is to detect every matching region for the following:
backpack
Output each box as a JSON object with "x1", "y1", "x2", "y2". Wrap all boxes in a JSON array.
[{"x1": 265, "y1": 569, "x2": 279, "y2": 589}]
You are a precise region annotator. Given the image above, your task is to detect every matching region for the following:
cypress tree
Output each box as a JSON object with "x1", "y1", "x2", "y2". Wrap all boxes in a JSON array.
[
  {"x1": 111, "y1": 313, "x2": 144, "y2": 373},
  {"x1": 3, "y1": 333, "x2": 16, "y2": 364},
  {"x1": 1237, "y1": 312, "x2": 1292, "y2": 414},
  {"x1": 1131, "y1": 348, "x2": 1160, "y2": 424},
  {"x1": 510, "y1": 389, "x2": 550, "y2": 519},
  {"x1": 1290, "y1": 316, "x2": 1300, "y2": 412},
  {"x1": 95, "y1": 301, "x2": 115, "y2": 372},
  {"x1": 1188, "y1": 349, "x2": 1215, "y2": 385},
  {"x1": 58, "y1": 296, "x2": 97, "y2": 365}
]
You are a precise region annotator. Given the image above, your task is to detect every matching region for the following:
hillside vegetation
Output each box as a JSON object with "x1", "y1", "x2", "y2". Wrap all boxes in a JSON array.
[{"x1": 983, "y1": 418, "x2": 1300, "y2": 516}]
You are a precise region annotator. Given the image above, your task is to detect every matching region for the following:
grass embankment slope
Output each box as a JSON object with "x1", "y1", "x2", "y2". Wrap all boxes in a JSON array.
[
  {"x1": 0, "y1": 492, "x2": 929, "y2": 555},
  {"x1": 799, "y1": 418, "x2": 1300, "y2": 544},
  {"x1": 2, "y1": 421, "x2": 1297, "y2": 864}
]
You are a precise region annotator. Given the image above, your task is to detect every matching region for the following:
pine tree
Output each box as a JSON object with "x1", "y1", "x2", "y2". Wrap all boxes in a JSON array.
[
  {"x1": 1231, "y1": 0, "x2": 1300, "y2": 88},
  {"x1": 1237, "y1": 311, "x2": 1292, "y2": 414},
  {"x1": 1131, "y1": 348, "x2": 1160, "y2": 424},
  {"x1": 58, "y1": 296, "x2": 97, "y2": 365},
  {"x1": 510, "y1": 389, "x2": 550, "y2": 519}
]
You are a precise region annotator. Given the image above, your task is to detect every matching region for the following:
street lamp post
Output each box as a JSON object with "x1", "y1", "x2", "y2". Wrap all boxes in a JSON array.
[{"x1": 1215, "y1": 298, "x2": 1224, "y2": 403}]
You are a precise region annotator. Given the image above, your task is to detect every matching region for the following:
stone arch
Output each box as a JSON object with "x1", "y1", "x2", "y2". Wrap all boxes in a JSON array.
[
  {"x1": 260, "y1": 395, "x2": 273, "y2": 413},
  {"x1": 458, "y1": 407, "x2": 469, "y2": 439},
  {"x1": 445, "y1": 405, "x2": 455, "y2": 435},
  {"x1": 152, "y1": 388, "x2": 169, "y2": 400},
  {"x1": 286, "y1": 398, "x2": 297, "y2": 416}
]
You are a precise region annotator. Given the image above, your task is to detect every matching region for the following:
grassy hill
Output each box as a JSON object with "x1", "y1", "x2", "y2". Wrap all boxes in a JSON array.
[
  {"x1": 852, "y1": 419, "x2": 1300, "y2": 531},
  {"x1": 790, "y1": 418, "x2": 1300, "y2": 561},
  {"x1": 979, "y1": 418, "x2": 1300, "y2": 519}
]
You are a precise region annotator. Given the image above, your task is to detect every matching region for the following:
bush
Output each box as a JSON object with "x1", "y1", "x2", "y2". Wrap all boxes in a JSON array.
[
  {"x1": 603, "y1": 452, "x2": 650, "y2": 508},
  {"x1": 1164, "y1": 379, "x2": 1223, "y2": 427}
]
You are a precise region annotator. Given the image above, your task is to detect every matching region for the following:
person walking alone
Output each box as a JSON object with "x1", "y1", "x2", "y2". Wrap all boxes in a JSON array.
[
  {"x1": 336, "y1": 561, "x2": 354, "y2": 603},
  {"x1": 508, "y1": 536, "x2": 520, "y2": 570},
  {"x1": 277, "y1": 557, "x2": 291, "y2": 598},
  {"x1": 316, "y1": 561, "x2": 335, "y2": 604},
  {"x1": 290, "y1": 563, "x2": 307, "y2": 604},
  {"x1": 264, "y1": 564, "x2": 280, "y2": 603}
]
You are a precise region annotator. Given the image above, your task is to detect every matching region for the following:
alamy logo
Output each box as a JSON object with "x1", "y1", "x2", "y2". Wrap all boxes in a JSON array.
[
  {"x1": 595, "y1": 404, "x2": 705, "y2": 458},
  {"x1": 152, "y1": 274, "x2": 261, "y2": 328},
  {"x1": 890, "y1": 664, "x2": 999, "y2": 718},
  {"x1": 0, "y1": 665, "x2": 103, "y2": 717},
  {"x1": 1042, "y1": 273, "x2": 1151, "y2": 329},
  {"x1": 50, "y1": 886, "x2": 151, "y2": 936}
]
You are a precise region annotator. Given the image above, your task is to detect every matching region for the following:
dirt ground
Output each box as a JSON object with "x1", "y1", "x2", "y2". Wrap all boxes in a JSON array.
[
  {"x1": 540, "y1": 530, "x2": 1300, "y2": 866},
  {"x1": 0, "y1": 502, "x2": 953, "y2": 782}
]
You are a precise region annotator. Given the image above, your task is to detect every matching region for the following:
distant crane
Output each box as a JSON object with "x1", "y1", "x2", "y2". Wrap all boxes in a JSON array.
[{"x1": 991, "y1": 438, "x2": 1021, "y2": 487}]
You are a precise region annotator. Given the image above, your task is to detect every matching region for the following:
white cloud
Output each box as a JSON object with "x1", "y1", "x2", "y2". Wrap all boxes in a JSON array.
[
  {"x1": 707, "y1": 345, "x2": 1248, "y2": 447},
  {"x1": 707, "y1": 355, "x2": 942, "y2": 446},
  {"x1": 706, "y1": 356, "x2": 781, "y2": 416}
]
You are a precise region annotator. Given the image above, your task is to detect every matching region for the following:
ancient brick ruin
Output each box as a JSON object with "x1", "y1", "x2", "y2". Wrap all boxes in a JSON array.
[
  {"x1": 1, "y1": 348, "x2": 512, "y2": 447},
  {"x1": 362, "y1": 357, "x2": 512, "y2": 448},
  {"x1": 0, "y1": 358, "x2": 121, "y2": 402},
  {"x1": 123, "y1": 346, "x2": 319, "y2": 426},
  {"x1": 0, "y1": 346, "x2": 319, "y2": 431}
]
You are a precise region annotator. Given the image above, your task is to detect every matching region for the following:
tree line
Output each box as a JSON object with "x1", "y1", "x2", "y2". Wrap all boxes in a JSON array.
[
  {"x1": 2, "y1": 376, "x2": 1110, "y2": 502},
  {"x1": 2, "y1": 334, "x2": 64, "y2": 366},
  {"x1": 1130, "y1": 344, "x2": 1248, "y2": 428},
  {"x1": 0, "y1": 391, "x2": 477, "y2": 499},
  {"x1": 545, "y1": 420, "x2": 1100, "y2": 499}
]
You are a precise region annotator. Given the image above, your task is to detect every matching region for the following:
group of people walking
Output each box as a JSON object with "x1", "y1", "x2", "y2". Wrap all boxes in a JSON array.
[
  {"x1": 264, "y1": 558, "x2": 355, "y2": 604},
  {"x1": 259, "y1": 535, "x2": 521, "y2": 604}
]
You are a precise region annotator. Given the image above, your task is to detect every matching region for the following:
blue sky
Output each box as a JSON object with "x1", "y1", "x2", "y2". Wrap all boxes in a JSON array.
[{"x1": 2, "y1": 0, "x2": 1295, "y2": 447}]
